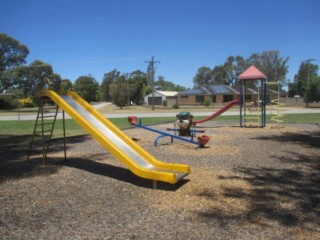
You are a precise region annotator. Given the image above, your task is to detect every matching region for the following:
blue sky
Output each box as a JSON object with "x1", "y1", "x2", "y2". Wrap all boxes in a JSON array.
[{"x1": 1, "y1": 0, "x2": 319, "y2": 88}]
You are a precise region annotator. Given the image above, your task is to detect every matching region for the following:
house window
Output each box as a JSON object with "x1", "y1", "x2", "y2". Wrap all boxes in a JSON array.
[
  {"x1": 180, "y1": 95, "x2": 188, "y2": 99},
  {"x1": 223, "y1": 95, "x2": 234, "y2": 102},
  {"x1": 196, "y1": 95, "x2": 204, "y2": 103},
  {"x1": 212, "y1": 95, "x2": 216, "y2": 103}
]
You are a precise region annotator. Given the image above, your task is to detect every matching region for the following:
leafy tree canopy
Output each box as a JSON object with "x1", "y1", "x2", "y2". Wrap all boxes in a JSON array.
[
  {"x1": 74, "y1": 75, "x2": 99, "y2": 102},
  {"x1": 303, "y1": 76, "x2": 320, "y2": 106},
  {"x1": 193, "y1": 67, "x2": 213, "y2": 87},
  {"x1": 154, "y1": 75, "x2": 187, "y2": 91},
  {"x1": 14, "y1": 60, "x2": 54, "y2": 101},
  {"x1": 0, "y1": 33, "x2": 29, "y2": 93},
  {"x1": 288, "y1": 61, "x2": 319, "y2": 102},
  {"x1": 101, "y1": 69, "x2": 121, "y2": 101},
  {"x1": 293, "y1": 62, "x2": 318, "y2": 84},
  {"x1": 110, "y1": 80, "x2": 128, "y2": 109},
  {"x1": 247, "y1": 50, "x2": 289, "y2": 83},
  {"x1": 193, "y1": 51, "x2": 289, "y2": 88}
]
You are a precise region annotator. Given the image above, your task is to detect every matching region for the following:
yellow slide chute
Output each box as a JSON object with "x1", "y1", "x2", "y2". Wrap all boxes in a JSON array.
[{"x1": 39, "y1": 90, "x2": 190, "y2": 184}]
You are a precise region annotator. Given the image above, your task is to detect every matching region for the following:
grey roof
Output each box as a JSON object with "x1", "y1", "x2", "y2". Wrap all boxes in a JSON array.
[
  {"x1": 178, "y1": 88, "x2": 206, "y2": 95},
  {"x1": 207, "y1": 85, "x2": 239, "y2": 94},
  {"x1": 178, "y1": 84, "x2": 239, "y2": 96}
]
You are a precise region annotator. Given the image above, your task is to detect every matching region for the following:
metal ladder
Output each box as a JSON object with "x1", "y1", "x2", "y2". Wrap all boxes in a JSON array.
[{"x1": 27, "y1": 97, "x2": 60, "y2": 163}]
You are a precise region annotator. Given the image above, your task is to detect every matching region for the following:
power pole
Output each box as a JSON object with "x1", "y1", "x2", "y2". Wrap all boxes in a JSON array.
[
  {"x1": 123, "y1": 72, "x2": 130, "y2": 106},
  {"x1": 145, "y1": 56, "x2": 160, "y2": 111}
]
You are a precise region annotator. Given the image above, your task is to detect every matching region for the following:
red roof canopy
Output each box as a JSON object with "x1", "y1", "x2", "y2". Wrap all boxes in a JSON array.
[{"x1": 238, "y1": 65, "x2": 267, "y2": 80}]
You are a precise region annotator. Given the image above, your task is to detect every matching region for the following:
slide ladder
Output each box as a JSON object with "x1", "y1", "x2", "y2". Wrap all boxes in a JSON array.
[{"x1": 27, "y1": 97, "x2": 61, "y2": 163}]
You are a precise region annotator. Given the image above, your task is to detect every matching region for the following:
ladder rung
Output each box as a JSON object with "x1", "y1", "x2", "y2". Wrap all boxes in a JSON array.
[
  {"x1": 37, "y1": 122, "x2": 54, "y2": 126},
  {"x1": 38, "y1": 115, "x2": 57, "y2": 118}
]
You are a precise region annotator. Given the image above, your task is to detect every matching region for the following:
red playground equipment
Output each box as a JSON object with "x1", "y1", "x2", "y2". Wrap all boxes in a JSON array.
[{"x1": 192, "y1": 100, "x2": 240, "y2": 126}]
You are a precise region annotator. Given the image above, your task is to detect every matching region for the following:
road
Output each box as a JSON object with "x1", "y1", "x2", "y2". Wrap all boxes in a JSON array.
[{"x1": 1, "y1": 104, "x2": 320, "y2": 121}]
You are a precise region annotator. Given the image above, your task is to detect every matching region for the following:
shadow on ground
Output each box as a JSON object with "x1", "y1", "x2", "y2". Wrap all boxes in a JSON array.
[
  {"x1": 61, "y1": 157, "x2": 188, "y2": 191},
  {"x1": 0, "y1": 135, "x2": 88, "y2": 182},
  {"x1": 252, "y1": 130, "x2": 320, "y2": 148},
  {"x1": 197, "y1": 130, "x2": 320, "y2": 232},
  {"x1": 0, "y1": 135, "x2": 187, "y2": 191}
]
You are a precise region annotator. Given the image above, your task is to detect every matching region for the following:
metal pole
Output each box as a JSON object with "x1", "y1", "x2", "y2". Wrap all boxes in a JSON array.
[
  {"x1": 123, "y1": 73, "x2": 130, "y2": 106},
  {"x1": 145, "y1": 56, "x2": 160, "y2": 111},
  {"x1": 239, "y1": 80, "x2": 243, "y2": 127},
  {"x1": 63, "y1": 110, "x2": 67, "y2": 161}
]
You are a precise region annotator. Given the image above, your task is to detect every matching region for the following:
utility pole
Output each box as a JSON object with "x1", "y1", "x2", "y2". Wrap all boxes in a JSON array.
[
  {"x1": 145, "y1": 56, "x2": 160, "y2": 111},
  {"x1": 123, "y1": 72, "x2": 130, "y2": 106}
]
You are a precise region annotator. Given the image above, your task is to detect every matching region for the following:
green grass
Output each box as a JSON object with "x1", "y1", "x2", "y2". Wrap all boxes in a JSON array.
[
  {"x1": 199, "y1": 112, "x2": 320, "y2": 124},
  {"x1": 0, "y1": 113, "x2": 319, "y2": 147}
]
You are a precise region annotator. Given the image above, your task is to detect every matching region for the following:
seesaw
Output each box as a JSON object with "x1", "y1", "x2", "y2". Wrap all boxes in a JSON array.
[{"x1": 128, "y1": 116, "x2": 210, "y2": 147}]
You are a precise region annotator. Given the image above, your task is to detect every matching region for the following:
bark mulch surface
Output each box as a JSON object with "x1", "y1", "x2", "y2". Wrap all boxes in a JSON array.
[{"x1": 1, "y1": 122, "x2": 320, "y2": 239}]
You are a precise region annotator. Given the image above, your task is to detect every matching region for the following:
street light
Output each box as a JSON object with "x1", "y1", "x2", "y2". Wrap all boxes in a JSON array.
[{"x1": 303, "y1": 58, "x2": 315, "y2": 87}]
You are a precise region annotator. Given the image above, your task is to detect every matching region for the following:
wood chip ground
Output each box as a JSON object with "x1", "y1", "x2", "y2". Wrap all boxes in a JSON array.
[{"x1": 1, "y1": 122, "x2": 319, "y2": 239}]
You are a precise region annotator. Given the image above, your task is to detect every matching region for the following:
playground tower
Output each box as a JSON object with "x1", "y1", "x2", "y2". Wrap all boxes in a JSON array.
[{"x1": 238, "y1": 65, "x2": 267, "y2": 128}]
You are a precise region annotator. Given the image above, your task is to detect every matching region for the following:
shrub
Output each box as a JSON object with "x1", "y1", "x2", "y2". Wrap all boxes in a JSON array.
[
  {"x1": 163, "y1": 99, "x2": 168, "y2": 107},
  {"x1": 172, "y1": 103, "x2": 180, "y2": 109},
  {"x1": 203, "y1": 99, "x2": 211, "y2": 107},
  {"x1": 0, "y1": 97, "x2": 18, "y2": 110},
  {"x1": 17, "y1": 98, "x2": 34, "y2": 108}
]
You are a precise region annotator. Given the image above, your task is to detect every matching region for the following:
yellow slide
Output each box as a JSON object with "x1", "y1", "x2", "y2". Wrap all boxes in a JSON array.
[{"x1": 40, "y1": 90, "x2": 190, "y2": 184}]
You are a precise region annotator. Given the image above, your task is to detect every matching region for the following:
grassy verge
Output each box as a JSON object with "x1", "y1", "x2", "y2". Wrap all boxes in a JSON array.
[{"x1": 0, "y1": 113, "x2": 319, "y2": 147}]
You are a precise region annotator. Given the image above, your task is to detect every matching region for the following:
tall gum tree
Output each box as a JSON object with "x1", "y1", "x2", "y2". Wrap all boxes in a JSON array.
[{"x1": 0, "y1": 33, "x2": 29, "y2": 93}]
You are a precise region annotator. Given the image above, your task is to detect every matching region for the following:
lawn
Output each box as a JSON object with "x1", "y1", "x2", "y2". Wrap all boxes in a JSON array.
[{"x1": 0, "y1": 113, "x2": 319, "y2": 147}]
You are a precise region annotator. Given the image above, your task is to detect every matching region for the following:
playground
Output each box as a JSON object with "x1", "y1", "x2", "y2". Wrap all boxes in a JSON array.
[
  {"x1": 1, "y1": 121, "x2": 319, "y2": 239},
  {"x1": 1, "y1": 67, "x2": 319, "y2": 239}
]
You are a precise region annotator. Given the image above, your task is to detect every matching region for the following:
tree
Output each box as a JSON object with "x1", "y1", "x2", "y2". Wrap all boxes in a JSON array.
[
  {"x1": 109, "y1": 75, "x2": 128, "y2": 109},
  {"x1": 61, "y1": 78, "x2": 73, "y2": 92},
  {"x1": 288, "y1": 61, "x2": 319, "y2": 103},
  {"x1": 128, "y1": 70, "x2": 148, "y2": 104},
  {"x1": 154, "y1": 75, "x2": 185, "y2": 91},
  {"x1": 288, "y1": 81, "x2": 304, "y2": 97},
  {"x1": 101, "y1": 69, "x2": 120, "y2": 101},
  {"x1": 194, "y1": 51, "x2": 289, "y2": 89},
  {"x1": 21, "y1": 60, "x2": 54, "y2": 99},
  {"x1": 74, "y1": 75, "x2": 99, "y2": 102},
  {"x1": 224, "y1": 56, "x2": 248, "y2": 85},
  {"x1": 211, "y1": 65, "x2": 228, "y2": 85},
  {"x1": 303, "y1": 77, "x2": 320, "y2": 106},
  {"x1": 0, "y1": 33, "x2": 29, "y2": 93},
  {"x1": 175, "y1": 84, "x2": 187, "y2": 91},
  {"x1": 210, "y1": 56, "x2": 248, "y2": 86},
  {"x1": 293, "y1": 62, "x2": 318, "y2": 88},
  {"x1": 193, "y1": 66, "x2": 213, "y2": 87},
  {"x1": 247, "y1": 50, "x2": 289, "y2": 84}
]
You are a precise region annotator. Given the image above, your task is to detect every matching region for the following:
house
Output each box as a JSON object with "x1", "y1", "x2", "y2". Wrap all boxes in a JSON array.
[
  {"x1": 177, "y1": 85, "x2": 240, "y2": 106},
  {"x1": 177, "y1": 84, "x2": 278, "y2": 106},
  {"x1": 144, "y1": 91, "x2": 178, "y2": 107}
]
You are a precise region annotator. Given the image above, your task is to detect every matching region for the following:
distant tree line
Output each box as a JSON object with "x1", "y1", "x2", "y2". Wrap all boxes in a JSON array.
[
  {"x1": 1, "y1": 33, "x2": 319, "y2": 109},
  {"x1": 193, "y1": 51, "x2": 290, "y2": 87}
]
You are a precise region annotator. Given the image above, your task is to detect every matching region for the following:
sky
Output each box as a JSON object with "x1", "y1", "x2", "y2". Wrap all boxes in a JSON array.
[{"x1": 1, "y1": 0, "x2": 320, "y2": 89}]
